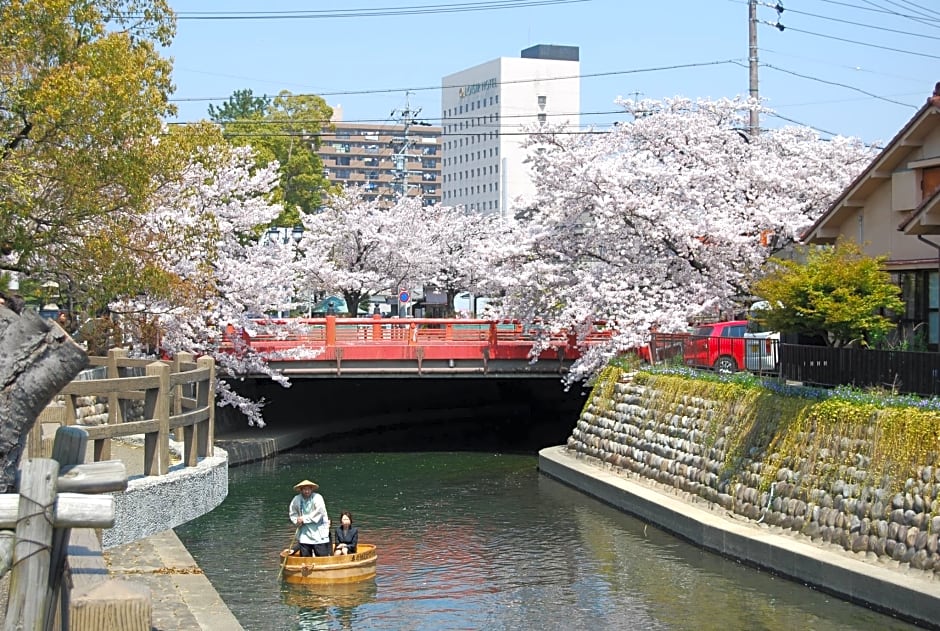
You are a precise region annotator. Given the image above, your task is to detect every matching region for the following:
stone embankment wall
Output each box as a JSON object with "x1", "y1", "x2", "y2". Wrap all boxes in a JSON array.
[{"x1": 567, "y1": 370, "x2": 940, "y2": 575}]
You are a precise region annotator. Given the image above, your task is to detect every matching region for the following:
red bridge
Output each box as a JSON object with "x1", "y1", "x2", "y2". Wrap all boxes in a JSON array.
[{"x1": 223, "y1": 315, "x2": 609, "y2": 378}]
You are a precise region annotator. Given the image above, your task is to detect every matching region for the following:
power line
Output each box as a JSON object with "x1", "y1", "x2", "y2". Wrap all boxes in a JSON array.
[
  {"x1": 813, "y1": 0, "x2": 940, "y2": 24},
  {"x1": 211, "y1": 129, "x2": 615, "y2": 139},
  {"x1": 893, "y1": 0, "x2": 940, "y2": 19},
  {"x1": 764, "y1": 111, "x2": 840, "y2": 138},
  {"x1": 764, "y1": 3, "x2": 940, "y2": 40},
  {"x1": 762, "y1": 22, "x2": 940, "y2": 60},
  {"x1": 756, "y1": 62, "x2": 917, "y2": 108},
  {"x1": 858, "y1": 0, "x2": 940, "y2": 27},
  {"x1": 152, "y1": 0, "x2": 589, "y2": 20},
  {"x1": 882, "y1": 0, "x2": 940, "y2": 19},
  {"x1": 168, "y1": 109, "x2": 626, "y2": 127},
  {"x1": 168, "y1": 59, "x2": 742, "y2": 105},
  {"x1": 759, "y1": 47, "x2": 926, "y2": 83}
]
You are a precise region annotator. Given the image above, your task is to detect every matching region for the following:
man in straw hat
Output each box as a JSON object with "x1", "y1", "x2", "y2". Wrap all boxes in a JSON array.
[{"x1": 286, "y1": 479, "x2": 331, "y2": 557}]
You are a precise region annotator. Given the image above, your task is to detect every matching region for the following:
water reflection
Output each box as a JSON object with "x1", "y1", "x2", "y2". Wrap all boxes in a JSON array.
[
  {"x1": 177, "y1": 452, "x2": 921, "y2": 630},
  {"x1": 283, "y1": 581, "x2": 377, "y2": 631}
]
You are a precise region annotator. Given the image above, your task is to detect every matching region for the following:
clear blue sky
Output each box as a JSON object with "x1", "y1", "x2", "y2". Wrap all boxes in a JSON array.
[{"x1": 164, "y1": 0, "x2": 939, "y2": 145}]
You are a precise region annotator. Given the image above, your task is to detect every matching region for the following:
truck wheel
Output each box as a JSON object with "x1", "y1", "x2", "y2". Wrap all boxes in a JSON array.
[{"x1": 714, "y1": 355, "x2": 738, "y2": 373}]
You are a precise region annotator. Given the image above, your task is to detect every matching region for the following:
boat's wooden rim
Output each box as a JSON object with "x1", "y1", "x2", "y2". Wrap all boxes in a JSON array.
[{"x1": 280, "y1": 543, "x2": 377, "y2": 571}]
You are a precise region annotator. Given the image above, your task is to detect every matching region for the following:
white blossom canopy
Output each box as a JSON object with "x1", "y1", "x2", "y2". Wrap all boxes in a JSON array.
[{"x1": 486, "y1": 97, "x2": 874, "y2": 382}]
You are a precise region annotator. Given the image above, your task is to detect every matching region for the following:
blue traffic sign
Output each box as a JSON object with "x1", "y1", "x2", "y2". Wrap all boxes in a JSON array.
[{"x1": 399, "y1": 290, "x2": 410, "y2": 303}]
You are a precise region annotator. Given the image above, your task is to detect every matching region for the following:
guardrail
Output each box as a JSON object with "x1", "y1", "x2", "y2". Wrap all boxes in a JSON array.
[
  {"x1": 30, "y1": 349, "x2": 216, "y2": 476},
  {"x1": 224, "y1": 315, "x2": 610, "y2": 360}
]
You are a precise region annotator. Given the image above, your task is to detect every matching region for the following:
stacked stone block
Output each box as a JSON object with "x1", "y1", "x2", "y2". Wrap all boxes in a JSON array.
[{"x1": 567, "y1": 375, "x2": 940, "y2": 574}]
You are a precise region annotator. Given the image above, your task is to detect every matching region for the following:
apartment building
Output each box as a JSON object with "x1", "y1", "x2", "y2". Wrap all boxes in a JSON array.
[
  {"x1": 318, "y1": 107, "x2": 443, "y2": 206},
  {"x1": 441, "y1": 44, "x2": 580, "y2": 216}
]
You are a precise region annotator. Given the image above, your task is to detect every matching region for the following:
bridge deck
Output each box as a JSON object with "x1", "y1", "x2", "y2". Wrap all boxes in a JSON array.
[{"x1": 222, "y1": 316, "x2": 609, "y2": 377}]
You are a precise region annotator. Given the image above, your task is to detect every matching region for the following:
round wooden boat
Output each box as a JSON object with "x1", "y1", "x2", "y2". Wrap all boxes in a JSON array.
[{"x1": 279, "y1": 543, "x2": 377, "y2": 585}]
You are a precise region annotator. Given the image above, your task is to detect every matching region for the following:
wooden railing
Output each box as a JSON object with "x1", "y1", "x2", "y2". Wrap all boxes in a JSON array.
[
  {"x1": 30, "y1": 349, "x2": 216, "y2": 476},
  {"x1": 2, "y1": 427, "x2": 148, "y2": 630}
]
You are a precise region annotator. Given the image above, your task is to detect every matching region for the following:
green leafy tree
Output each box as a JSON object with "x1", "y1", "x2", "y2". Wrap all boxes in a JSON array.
[
  {"x1": 212, "y1": 89, "x2": 335, "y2": 224},
  {"x1": 751, "y1": 240, "x2": 904, "y2": 347},
  {"x1": 0, "y1": 0, "x2": 177, "y2": 275},
  {"x1": 208, "y1": 89, "x2": 270, "y2": 123}
]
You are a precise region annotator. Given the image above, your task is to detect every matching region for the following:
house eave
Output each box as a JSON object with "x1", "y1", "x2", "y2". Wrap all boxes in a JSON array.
[{"x1": 802, "y1": 104, "x2": 939, "y2": 243}]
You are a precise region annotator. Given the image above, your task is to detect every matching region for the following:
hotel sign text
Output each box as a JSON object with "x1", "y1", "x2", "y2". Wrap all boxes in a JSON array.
[{"x1": 458, "y1": 77, "x2": 497, "y2": 99}]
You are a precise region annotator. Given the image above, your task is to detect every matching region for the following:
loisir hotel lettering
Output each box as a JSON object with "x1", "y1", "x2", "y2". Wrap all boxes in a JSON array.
[{"x1": 458, "y1": 77, "x2": 497, "y2": 99}]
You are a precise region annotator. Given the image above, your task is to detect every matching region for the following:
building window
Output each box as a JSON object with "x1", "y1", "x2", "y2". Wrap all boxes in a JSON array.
[
  {"x1": 538, "y1": 113, "x2": 547, "y2": 124},
  {"x1": 923, "y1": 166, "x2": 940, "y2": 199},
  {"x1": 538, "y1": 95, "x2": 547, "y2": 108}
]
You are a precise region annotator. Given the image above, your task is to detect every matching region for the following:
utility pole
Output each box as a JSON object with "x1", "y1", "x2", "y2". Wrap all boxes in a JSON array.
[
  {"x1": 748, "y1": 0, "x2": 760, "y2": 136},
  {"x1": 390, "y1": 92, "x2": 421, "y2": 199}
]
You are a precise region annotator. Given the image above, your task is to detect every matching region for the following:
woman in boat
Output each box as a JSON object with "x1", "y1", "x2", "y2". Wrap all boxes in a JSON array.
[
  {"x1": 333, "y1": 511, "x2": 358, "y2": 555},
  {"x1": 286, "y1": 479, "x2": 332, "y2": 557}
]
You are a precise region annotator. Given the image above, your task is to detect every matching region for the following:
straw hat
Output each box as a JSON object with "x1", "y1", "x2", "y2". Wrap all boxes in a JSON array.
[{"x1": 293, "y1": 479, "x2": 319, "y2": 491}]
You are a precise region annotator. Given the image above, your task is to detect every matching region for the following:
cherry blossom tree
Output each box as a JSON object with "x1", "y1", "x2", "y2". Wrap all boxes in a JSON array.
[
  {"x1": 414, "y1": 204, "x2": 505, "y2": 316},
  {"x1": 295, "y1": 188, "x2": 433, "y2": 315},
  {"x1": 113, "y1": 138, "x2": 304, "y2": 426},
  {"x1": 487, "y1": 97, "x2": 874, "y2": 382}
]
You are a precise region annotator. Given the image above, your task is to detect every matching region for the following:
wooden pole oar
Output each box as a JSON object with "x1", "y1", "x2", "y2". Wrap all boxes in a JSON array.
[{"x1": 277, "y1": 527, "x2": 300, "y2": 581}]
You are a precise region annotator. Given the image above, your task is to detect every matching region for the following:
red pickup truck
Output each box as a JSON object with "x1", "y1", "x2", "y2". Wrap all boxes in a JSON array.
[
  {"x1": 684, "y1": 320, "x2": 749, "y2": 372},
  {"x1": 683, "y1": 320, "x2": 779, "y2": 373}
]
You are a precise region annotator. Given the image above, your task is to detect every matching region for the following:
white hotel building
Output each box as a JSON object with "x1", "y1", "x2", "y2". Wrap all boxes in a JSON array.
[{"x1": 441, "y1": 44, "x2": 580, "y2": 217}]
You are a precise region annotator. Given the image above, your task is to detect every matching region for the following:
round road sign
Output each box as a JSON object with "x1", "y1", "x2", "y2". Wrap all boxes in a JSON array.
[{"x1": 399, "y1": 290, "x2": 410, "y2": 303}]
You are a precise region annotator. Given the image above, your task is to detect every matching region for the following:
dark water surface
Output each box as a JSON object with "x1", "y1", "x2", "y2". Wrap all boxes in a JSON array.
[{"x1": 175, "y1": 451, "x2": 921, "y2": 631}]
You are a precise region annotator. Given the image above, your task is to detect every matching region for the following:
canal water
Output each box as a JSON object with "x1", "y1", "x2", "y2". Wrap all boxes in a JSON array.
[{"x1": 175, "y1": 448, "x2": 920, "y2": 631}]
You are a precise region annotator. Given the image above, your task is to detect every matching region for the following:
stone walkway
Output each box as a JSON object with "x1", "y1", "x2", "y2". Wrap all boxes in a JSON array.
[{"x1": 105, "y1": 529, "x2": 243, "y2": 631}]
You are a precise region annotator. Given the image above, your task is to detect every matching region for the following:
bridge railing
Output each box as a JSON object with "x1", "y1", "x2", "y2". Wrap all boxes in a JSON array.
[
  {"x1": 30, "y1": 349, "x2": 216, "y2": 476},
  {"x1": 227, "y1": 315, "x2": 610, "y2": 355}
]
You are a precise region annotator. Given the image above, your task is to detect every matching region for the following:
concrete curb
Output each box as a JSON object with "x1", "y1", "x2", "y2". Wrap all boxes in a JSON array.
[
  {"x1": 539, "y1": 445, "x2": 940, "y2": 629},
  {"x1": 215, "y1": 428, "x2": 320, "y2": 467},
  {"x1": 102, "y1": 445, "x2": 229, "y2": 549}
]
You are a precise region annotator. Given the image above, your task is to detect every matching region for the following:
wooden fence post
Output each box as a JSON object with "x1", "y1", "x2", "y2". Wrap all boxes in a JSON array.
[
  {"x1": 173, "y1": 352, "x2": 193, "y2": 442},
  {"x1": 44, "y1": 427, "x2": 89, "y2": 631},
  {"x1": 143, "y1": 362, "x2": 170, "y2": 476},
  {"x1": 194, "y1": 357, "x2": 215, "y2": 462},
  {"x1": 106, "y1": 349, "x2": 129, "y2": 441},
  {"x1": 4, "y1": 458, "x2": 59, "y2": 631}
]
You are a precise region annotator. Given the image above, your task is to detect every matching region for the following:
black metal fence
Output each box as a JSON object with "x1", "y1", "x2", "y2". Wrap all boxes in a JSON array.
[
  {"x1": 645, "y1": 333, "x2": 940, "y2": 396},
  {"x1": 780, "y1": 344, "x2": 940, "y2": 396}
]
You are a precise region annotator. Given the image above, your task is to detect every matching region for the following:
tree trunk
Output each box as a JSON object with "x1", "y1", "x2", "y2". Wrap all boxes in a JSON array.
[{"x1": 0, "y1": 307, "x2": 88, "y2": 492}]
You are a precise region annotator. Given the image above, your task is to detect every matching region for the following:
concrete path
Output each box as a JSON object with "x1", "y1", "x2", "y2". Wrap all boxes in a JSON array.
[{"x1": 106, "y1": 529, "x2": 243, "y2": 631}]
